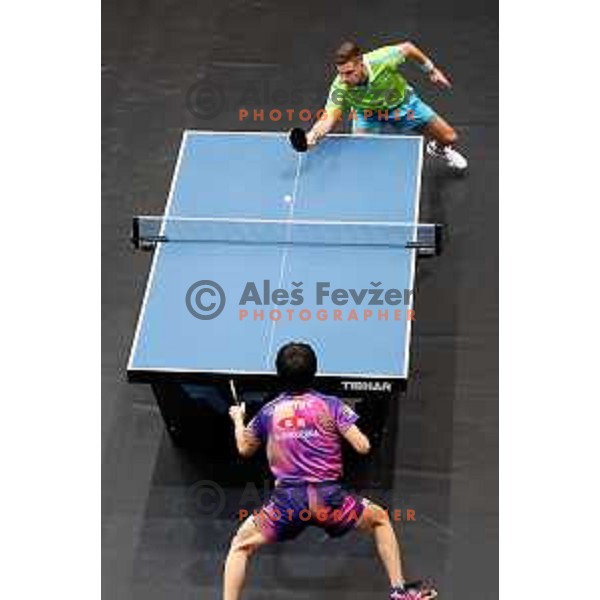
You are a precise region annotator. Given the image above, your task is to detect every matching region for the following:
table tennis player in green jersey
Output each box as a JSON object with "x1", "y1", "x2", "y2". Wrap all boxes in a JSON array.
[{"x1": 307, "y1": 41, "x2": 468, "y2": 172}]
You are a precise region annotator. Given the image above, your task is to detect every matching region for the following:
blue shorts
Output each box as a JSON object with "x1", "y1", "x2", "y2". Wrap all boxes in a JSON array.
[
  {"x1": 352, "y1": 89, "x2": 436, "y2": 134},
  {"x1": 254, "y1": 482, "x2": 366, "y2": 542}
]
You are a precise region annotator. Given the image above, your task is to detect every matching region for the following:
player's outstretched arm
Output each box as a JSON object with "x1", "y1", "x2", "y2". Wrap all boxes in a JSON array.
[
  {"x1": 307, "y1": 111, "x2": 340, "y2": 148},
  {"x1": 229, "y1": 404, "x2": 261, "y2": 458},
  {"x1": 342, "y1": 424, "x2": 371, "y2": 455},
  {"x1": 396, "y1": 41, "x2": 452, "y2": 89}
]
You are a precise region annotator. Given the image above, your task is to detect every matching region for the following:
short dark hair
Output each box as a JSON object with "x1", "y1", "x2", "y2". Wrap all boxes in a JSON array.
[
  {"x1": 334, "y1": 41, "x2": 362, "y2": 65},
  {"x1": 275, "y1": 342, "x2": 317, "y2": 391}
]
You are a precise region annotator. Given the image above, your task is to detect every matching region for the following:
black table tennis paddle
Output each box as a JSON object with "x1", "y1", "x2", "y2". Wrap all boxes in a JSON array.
[{"x1": 289, "y1": 127, "x2": 308, "y2": 152}]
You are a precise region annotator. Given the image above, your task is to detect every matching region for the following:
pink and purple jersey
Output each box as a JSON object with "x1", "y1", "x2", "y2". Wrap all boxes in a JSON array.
[{"x1": 247, "y1": 390, "x2": 359, "y2": 484}]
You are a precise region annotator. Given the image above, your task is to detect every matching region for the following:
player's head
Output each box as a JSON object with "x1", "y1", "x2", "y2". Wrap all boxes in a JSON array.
[
  {"x1": 276, "y1": 342, "x2": 317, "y2": 391},
  {"x1": 333, "y1": 41, "x2": 365, "y2": 86}
]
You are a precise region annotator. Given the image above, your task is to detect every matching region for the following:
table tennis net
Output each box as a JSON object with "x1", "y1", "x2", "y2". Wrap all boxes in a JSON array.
[{"x1": 132, "y1": 216, "x2": 442, "y2": 253}]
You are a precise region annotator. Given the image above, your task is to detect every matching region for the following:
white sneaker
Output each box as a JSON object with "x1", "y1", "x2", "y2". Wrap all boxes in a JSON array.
[{"x1": 426, "y1": 141, "x2": 468, "y2": 172}]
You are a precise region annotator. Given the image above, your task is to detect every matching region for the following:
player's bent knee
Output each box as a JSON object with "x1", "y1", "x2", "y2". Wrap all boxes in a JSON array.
[
  {"x1": 360, "y1": 501, "x2": 390, "y2": 529},
  {"x1": 230, "y1": 533, "x2": 259, "y2": 556},
  {"x1": 229, "y1": 518, "x2": 268, "y2": 556}
]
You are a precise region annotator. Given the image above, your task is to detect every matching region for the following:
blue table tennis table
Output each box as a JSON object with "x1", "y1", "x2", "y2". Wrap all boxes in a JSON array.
[{"x1": 127, "y1": 131, "x2": 439, "y2": 403}]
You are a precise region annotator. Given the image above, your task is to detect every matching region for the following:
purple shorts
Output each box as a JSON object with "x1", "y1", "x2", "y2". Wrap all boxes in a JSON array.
[{"x1": 254, "y1": 482, "x2": 365, "y2": 542}]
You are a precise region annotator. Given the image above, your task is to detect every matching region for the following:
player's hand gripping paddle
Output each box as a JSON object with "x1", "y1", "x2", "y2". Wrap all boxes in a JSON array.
[{"x1": 289, "y1": 127, "x2": 308, "y2": 152}]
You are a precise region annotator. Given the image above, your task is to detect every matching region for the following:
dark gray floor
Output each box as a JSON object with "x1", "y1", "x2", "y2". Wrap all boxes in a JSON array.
[{"x1": 102, "y1": 1, "x2": 498, "y2": 598}]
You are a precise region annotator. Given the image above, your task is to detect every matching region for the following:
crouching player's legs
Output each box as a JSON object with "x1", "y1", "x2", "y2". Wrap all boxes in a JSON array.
[
  {"x1": 225, "y1": 485, "x2": 309, "y2": 600},
  {"x1": 223, "y1": 516, "x2": 270, "y2": 600},
  {"x1": 423, "y1": 114, "x2": 467, "y2": 172},
  {"x1": 392, "y1": 90, "x2": 468, "y2": 172},
  {"x1": 423, "y1": 113, "x2": 458, "y2": 147},
  {"x1": 356, "y1": 500, "x2": 438, "y2": 599},
  {"x1": 356, "y1": 501, "x2": 405, "y2": 588}
]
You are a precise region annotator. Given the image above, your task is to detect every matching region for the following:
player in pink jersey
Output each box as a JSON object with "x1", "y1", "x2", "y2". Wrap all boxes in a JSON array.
[{"x1": 223, "y1": 342, "x2": 437, "y2": 600}]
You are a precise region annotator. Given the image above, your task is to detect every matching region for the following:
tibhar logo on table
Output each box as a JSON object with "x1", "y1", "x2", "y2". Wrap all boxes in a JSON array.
[
  {"x1": 341, "y1": 381, "x2": 393, "y2": 393},
  {"x1": 184, "y1": 279, "x2": 415, "y2": 322}
]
